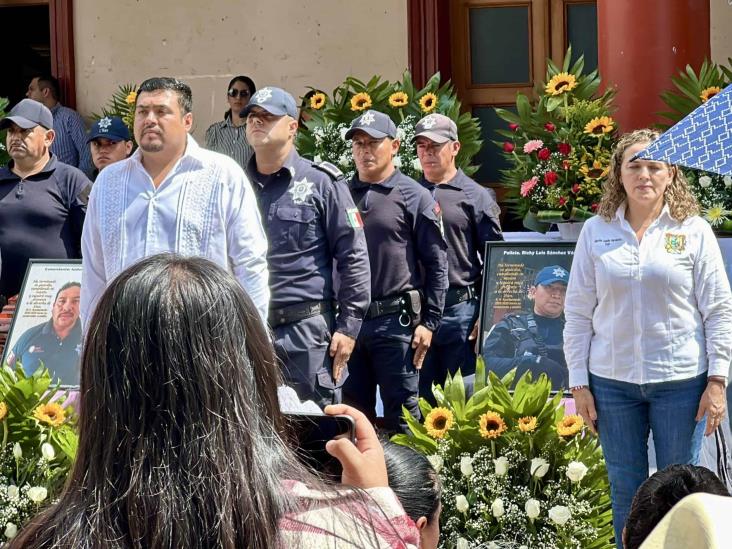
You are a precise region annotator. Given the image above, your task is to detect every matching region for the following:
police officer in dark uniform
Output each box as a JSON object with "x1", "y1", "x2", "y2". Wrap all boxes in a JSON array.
[
  {"x1": 482, "y1": 265, "x2": 570, "y2": 390},
  {"x1": 343, "y1": 109, "x2": 448, "y2": 433},
  {"x1": 243, "y1": 86, "x2": 371, "y2": 408},
  {"x1": 415, "y1": 113, "x2": 503, "y2": 403},
  {"x1": 7, "y1": 281, "x2": 82, "y2": 384}
]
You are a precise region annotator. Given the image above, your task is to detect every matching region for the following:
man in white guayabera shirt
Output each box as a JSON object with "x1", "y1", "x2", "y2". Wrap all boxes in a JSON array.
[{"x1": 80, "y1": 77, "x2": 269, "y2": 325}]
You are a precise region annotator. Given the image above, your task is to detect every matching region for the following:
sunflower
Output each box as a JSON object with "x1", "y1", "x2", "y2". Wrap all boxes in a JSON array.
[
  {"x1": 125, "y1": 90, "x2": 138, "y2": 105},
  {"x1": 350, "y1": 92, "x2": 373, "y2": 112},
  {"x1": 545, "y1": 72, "x2": 578, "y2": 96},
  {"x1": 424, "y1": 407, "x2": 454, "y2": 439},
  {"x1": 556, "y1": 414, "x2": 584, "y2": 437},
  {"x1": 0, "y1": 402, "x2": 7, "y2": 422},
  {"x1": 33, "y1": 403, "x2": 66, "y2": 427},
  {"x1": 580, "y1": 160, "x2": 609, "y2": 180},
  {"x1": 517, "y1": 416, "x2": 538, "y2": 433},
  {"x1": 584, "y1": 116, "x2": 615, "y2": 136},
  {"x1": 479, "y1": 411, "x2": 507, "y2": 439},
  {"x1": 389, "y1": 91, "x2": 409, "y2": 108},
  {"x1": 419, "y1": 93, "x2": 438, "y2": 113},
  {"x1": 700, "y1": 86, "x2": 721, "y2": 103},
  {"x1": 310, "y1": 92, "x2": 326, "y2": 110}
]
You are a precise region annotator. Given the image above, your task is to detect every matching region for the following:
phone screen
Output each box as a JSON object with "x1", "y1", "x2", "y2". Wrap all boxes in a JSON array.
[{"x1": 286, "y1": 413, "x2": 356, "y2": 479}]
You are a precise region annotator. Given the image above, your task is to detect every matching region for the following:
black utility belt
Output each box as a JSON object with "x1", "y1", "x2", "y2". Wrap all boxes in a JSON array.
[
  {"x1": 445, "y1": 284, "x2": 477, "y2": 307},
  {"x1": 268, "y1": 300, "x2": 333, "y2": 328},
  {"x1": 366, "y1": 290, "x2": 422, "y2": 327}
]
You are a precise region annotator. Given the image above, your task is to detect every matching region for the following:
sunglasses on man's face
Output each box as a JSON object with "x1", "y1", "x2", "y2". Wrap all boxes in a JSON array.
[{"x1": 228, "y1": 88, "x2": 251, "y2": 99}]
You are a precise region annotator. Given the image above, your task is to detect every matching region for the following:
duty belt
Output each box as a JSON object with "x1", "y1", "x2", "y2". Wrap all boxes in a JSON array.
[
  {"x1": 365, "y1": 295, "x2": 406, "y2": 320},
  {"x1": 268, "y1": 300, "x2": 333, "y2": 328},
  {"x1": 445, "y1": 284, "x2": 476, "y2": 307}
]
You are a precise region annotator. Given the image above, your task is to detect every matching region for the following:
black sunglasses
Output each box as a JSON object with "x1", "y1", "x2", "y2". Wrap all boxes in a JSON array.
[{"x1": 228, "y1": 88, "x2": 251, "y2": 99}]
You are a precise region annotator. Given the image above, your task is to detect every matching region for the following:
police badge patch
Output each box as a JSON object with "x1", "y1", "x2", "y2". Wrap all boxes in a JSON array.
[
  {"x1": 288, "y1": 178, "x2": 315, "y2": 205},
  {"x1": 664, "y1": 232, "x2": 686, "y2": 254}
]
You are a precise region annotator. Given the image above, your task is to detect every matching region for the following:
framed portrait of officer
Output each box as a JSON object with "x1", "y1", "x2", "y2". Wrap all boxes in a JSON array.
[
  {"x1": 478, "y1": 241, "x2": 575, "y2": 393},
  {"x1": 2, "y1": 259, "x2": 83, "y2": 387}
]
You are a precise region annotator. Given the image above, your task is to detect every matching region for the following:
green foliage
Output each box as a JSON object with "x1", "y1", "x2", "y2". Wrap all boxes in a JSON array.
[
  {"x1": 0, "y1": 97, "x2": 9, "y2": 168},
  {"x1": 394, "y1": 356, "x2": 613, "y2": 548}
]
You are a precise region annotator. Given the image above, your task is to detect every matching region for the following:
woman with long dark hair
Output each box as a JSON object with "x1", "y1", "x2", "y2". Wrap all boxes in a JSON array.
[
  {"x1": 12, "y1": 254, "x2": 419, "y2": 548},
  {"x1": 204, "y1": 75, "x2": 255, "y2": 168}
]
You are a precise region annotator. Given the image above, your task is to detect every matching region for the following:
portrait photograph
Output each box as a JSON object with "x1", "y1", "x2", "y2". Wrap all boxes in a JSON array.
[
  {"x1": 2, "y1": 259, "x2": 83, "y2": 387},
  {"x1": 478, "y1": 241, "x2": 575, "y2": 393}
]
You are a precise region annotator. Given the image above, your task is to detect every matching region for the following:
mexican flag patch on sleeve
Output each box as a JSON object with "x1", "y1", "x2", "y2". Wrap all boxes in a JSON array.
[{"x1": 346, "y1": 207, "x2": 364, "y2": 228}]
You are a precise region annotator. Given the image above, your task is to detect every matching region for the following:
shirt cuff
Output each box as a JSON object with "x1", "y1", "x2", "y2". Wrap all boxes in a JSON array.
[
  {"x1": 568, "y1": 368, "x2": 590, "y2": 387},
  {"x1": 707, "y1": 356, "x2": 731, "y2": 380},
  {"x1": 422, "y1": 314, "x2": 441, "y2": 332},
  {"x1": 336, "y1": 314, "x2": 362, "y2": 340}
]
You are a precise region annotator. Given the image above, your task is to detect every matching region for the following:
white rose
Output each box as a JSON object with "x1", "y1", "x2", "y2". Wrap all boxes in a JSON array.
[
  {"x1": 525, "y1": 498, "x2": 541, "y2": 519},
  {"x1": 699, "y1": 175, "x2": 712, "y2": 188},
  {"x1": 6, "y1": 485, "x2": 18, "y2": 500},
  {"x1": 494, "y1": 456, "x2": 509, "y2": 477},
  {"x1": 460, "y1": 456, "x2": 474, "y2": 477},
  {"x1": 41, "y1": 442, "x2": 55, "y2": 461},
  {"x1": 548, "y1": 505, "x2": 572, "y2": 526},
  {"x1": 427, "y1": 454, "x2": 443, "y2": 473},
  {"x1": 12, "y1": 443, "x2": 22, "y2": 460},
  {"x1": 4, "y1": 523, "x2": 17, "y2": 540},
  {"x1": 491, "y1": 497, "x2": 504, "y2": 518},
  {"x1": 456, "y1": 538, "x2": 470, "y2": 549},
  {"x1": 724, "y1": 176, "x2": 732, "y2": 188},
  {"x1": 530, "y1": 457, "x2": 550, "y2": 478},
  {"x1": 566, "y1": 461, "x2": 588, "y2": 483},
  {"x1": 27, "y1": 486, "x2": 48, "y2": 503},
  {"x1": 412, "y1": 158, "x2": 423, "y2": 172},
  {"x1": 455, "y1": 494, "x2": 469, "y2": 513},
  {"x1": 393, "y1": 156, "x2": 403, "y2": 168}
]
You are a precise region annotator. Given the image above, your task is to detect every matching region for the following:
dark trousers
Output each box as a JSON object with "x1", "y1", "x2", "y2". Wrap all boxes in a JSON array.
[
  {"x1": 273, "y1": 313, "x2": 345, "y2": 409},
  {"x1": 419, "y1": 299, "x2": 478, "y2": 405},
  {"x1": 343, "y1": 313, "x2": 420, "y2": 434}
]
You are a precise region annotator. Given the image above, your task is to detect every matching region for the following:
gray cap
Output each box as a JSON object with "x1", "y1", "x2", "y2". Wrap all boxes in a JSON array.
[
  {"x1": 0, "y1": 99, "x2": 54, "y2": 131},
  {"x1": 240, "y1": 86, "x2": 298, "y2": 118},
  {"x1": 345, "y1": 110, "x2": 397, "y2": 140},
  {"x1": 414, "y1": 113, "x2": 458, "y2": 143}
]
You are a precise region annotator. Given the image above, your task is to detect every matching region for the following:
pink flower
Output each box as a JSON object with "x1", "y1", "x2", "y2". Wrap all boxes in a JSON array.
[
  {"x1": 520, "y1": 176, "x2": 539, "y2": 197},
  {"x1": 503, "y1": 142, "x2": 515, "y2": 153},
  {"x1": 523, "y1": 140, "x2": 544, "y2": 154},
  {"x1": 559, "y1": 196, "x2": 568, "y2": 207},
  {"x1": 544, "y1": 171, "x2": 559, "y2": 186},
  {"x1": 537, "y1": 147, "x2": 551, "y2": 161},
  {"x1": 591, "y1": 203, "x2": 599, "y2": 212},
  {"x1": 572, "y1": 183, "x2": 580, "y2": 194},
  {"x1": 509, "y1": 123, "x2": 519, "y2": 132},
  {"x1": 544, "y1": 122, "x2": 556, "y2": 132}
]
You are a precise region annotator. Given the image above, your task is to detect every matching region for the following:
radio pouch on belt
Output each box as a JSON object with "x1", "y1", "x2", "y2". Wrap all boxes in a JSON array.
[{"x1": 403, "y1": 289, "x2": 422, "y2": 328}]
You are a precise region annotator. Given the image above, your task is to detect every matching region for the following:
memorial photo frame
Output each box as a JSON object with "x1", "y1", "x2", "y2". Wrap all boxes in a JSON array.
[
  {"x1": 2, "y1": 259, "x2": 83, "y2": 388},
  {"x1": 478, "y1": 241, "x2": 576, "y2": 393}
]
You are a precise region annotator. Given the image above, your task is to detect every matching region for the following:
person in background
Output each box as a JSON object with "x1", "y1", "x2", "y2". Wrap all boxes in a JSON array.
[
  {"x1": 80, "y1": 77, "x2": 269, "y2": 326},
  {"x1": 564, "y1": 128, "x2": 732, "y2": 548},
  {"x1": 383, "y1": 441, "x2": 442, "y2": 549},
  {"x1": 26, "y1": 75, "x2": 93, "y2": 176},
  {"x1": 10, "y1": 254, "x2": 419, "y2": 548},
  {"x1": 87, "y1": 116, "x2": 133, "y2": 179},
  {"x1": 205, "y1": 75, "x2": 255, "y2": 169},
  {"x1": 624, "y1": 464, "x2": 729, "y2": 549},
  {"x1": 414, "y1": 113, "x2": 502, "y2": 402}
]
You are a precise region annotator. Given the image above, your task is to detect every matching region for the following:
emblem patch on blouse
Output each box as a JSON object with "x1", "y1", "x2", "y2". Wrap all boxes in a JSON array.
[
  {"x1": 664, "y1": 232, "x2": 686, "y2": 254},
  {"x1": 289, "y1": 178, "x2": 315, "y2": 205}
]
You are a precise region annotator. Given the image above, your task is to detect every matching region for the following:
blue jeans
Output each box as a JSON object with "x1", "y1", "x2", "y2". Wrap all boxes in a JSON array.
[{"x1": 590, "y1": 372, "x2": 707, "y2": 549}]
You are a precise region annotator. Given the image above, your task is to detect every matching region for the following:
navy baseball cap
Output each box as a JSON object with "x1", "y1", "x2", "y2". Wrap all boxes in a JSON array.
[
  {"x1": 240, "y1": 86, "x2": 298, "y2": 118},
  {"x1": 534, "y1": 265, "x2": 570, "y2": 286},
  {"x1": 87, "y1": 116, "x2": 130, "y2": 143},
  {"x1": 0, "y1": 99, "x2": 53, "y2": 131},
  {"x1": 414, "y1": 113, "x2": 458, "y2": 143},
  {"x1": 345, "y1": 110, "x2": 398, "y2": 140}
]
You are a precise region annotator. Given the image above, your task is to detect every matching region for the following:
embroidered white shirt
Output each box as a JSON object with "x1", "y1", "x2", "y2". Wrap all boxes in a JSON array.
[
  {"x1": 564, "y1": 204, "x2": 732, "y2": 387},
  {"x1": 81, "y1": 136, "x2": 269, "y2": 324}
]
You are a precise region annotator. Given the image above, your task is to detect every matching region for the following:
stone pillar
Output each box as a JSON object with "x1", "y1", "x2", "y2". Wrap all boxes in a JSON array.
[{"x1": 597, "y1": 0, "x2": 710, "y2": 132}]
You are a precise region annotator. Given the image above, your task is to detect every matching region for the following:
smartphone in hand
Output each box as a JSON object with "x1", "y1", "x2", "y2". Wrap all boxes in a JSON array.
[{"x1": 285, "y1": 413, "x2": 356, "y2": 479}]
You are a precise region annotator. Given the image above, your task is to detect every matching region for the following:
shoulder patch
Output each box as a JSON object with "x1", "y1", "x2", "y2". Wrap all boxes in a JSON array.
[{"x1": 313, "y1": 161, "x2": 344, "y2": 181}]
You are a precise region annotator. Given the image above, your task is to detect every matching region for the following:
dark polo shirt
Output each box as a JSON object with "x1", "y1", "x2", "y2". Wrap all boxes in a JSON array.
[{"x1": 10, "y1": 318, "x2": 82, "y2": 384}]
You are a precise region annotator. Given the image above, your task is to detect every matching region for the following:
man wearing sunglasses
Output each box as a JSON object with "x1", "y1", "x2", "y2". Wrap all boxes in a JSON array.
[
  {"x1": 204, "y1": 76, "x2": 256, "y2": 169},
  {"x1": 244, "y1": 86, "x2": 371, "y2": 410}
]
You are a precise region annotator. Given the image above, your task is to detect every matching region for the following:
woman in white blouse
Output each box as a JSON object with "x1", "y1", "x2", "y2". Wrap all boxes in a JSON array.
[{"x1": 564, "y1": 128, "x2": 732, "y2": 549}]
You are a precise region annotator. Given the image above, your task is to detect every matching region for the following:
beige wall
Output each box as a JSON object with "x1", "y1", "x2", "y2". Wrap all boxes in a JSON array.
[
  {"x1": 73, "y1": 0, "x2": 408, "y2": 141},
  {"x1": 711, "y1": 0, "x2": 732, "y2": 64}
]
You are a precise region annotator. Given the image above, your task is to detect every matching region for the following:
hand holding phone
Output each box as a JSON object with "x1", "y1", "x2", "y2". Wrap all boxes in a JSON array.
[
  {"x1": 324, "y1": 404, "x2": 389, "y2": 489},
  {"x1": 286, "y1": 412, "x2": 356, "y2": 479}
]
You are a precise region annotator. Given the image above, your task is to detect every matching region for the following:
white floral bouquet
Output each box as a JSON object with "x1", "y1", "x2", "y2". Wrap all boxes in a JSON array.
[
  {"x1": 0, "y1": 364, "x2": 78, "y2": 542},
  {"x1": 392, "y1": 358, "x2": 613, "y2": 548}
]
